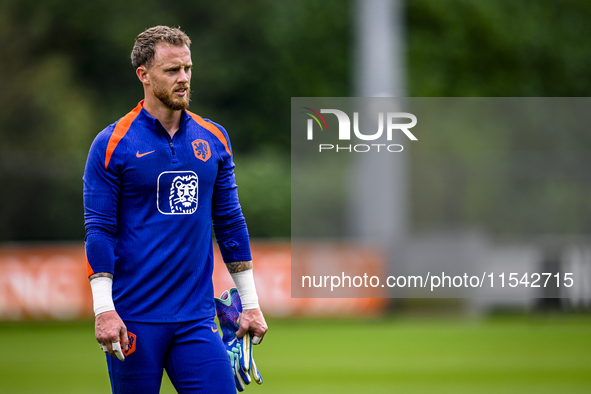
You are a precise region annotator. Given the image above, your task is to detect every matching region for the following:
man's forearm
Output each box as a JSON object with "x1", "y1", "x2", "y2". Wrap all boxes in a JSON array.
[
  {"x1": 89, "y1": 272, "x2": 114, "y2": 281},
  {"x1": 224, "y1": 260, "x2": 253, "y2": 273},
  {"x1": 89, "y1": 272, "x2": 115, "y2": 316},
  {"x1": 225, "y1": 260, "x2": 259, "y2": 310}
]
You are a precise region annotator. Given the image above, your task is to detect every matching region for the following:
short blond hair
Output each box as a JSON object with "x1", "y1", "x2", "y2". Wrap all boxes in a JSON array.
[{"x1": 131, "y1": 26, "x2": 191, "y2": 69}]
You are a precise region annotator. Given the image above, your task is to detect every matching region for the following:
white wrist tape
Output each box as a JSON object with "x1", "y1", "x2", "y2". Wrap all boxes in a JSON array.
[
  {"x1": 230, "y1": 269, "x2": 259, "y2": 310},
  {"x1": 90, "y1": 277, "x2": 116, "y2": 316}
]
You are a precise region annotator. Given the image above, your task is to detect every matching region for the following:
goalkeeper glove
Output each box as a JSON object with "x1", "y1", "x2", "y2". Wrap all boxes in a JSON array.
[{"x1": 215, "y1": 288, "x2": 263, "y2": 391}]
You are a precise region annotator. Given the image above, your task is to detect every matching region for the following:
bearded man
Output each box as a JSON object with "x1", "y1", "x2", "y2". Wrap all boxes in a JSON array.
[{"x1": 83, "y1": 26, "x2": 267, "y2": 394}]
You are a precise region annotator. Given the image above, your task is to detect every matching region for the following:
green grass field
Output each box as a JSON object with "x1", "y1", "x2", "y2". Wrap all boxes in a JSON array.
[{"x1": 1, "y1": 315, "x2": 590, "y2": 393}]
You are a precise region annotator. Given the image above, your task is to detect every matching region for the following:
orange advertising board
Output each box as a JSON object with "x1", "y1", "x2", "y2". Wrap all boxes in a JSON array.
[
  {"x1": 0, "y1": 244, "x2": 92, "y2": 320},
  {"x1": 0, "y1": 242, "x2": 386, "y2": 320}
]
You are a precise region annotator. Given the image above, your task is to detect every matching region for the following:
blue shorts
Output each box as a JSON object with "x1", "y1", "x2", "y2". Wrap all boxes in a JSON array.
[{"x1": 107, "y1": 317, "x2": 235, "y2": 394}]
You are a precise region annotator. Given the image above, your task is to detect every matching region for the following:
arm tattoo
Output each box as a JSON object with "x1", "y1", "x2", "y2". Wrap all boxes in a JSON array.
[
  {"x1": 225, "y1": 260, "x2": 253, "y2": 274},
  {"x1": 89, "y1": 272, "x2": 113, "y2": 281}
]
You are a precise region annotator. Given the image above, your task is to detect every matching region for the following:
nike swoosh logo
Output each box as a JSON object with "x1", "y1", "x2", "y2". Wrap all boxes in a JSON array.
[
  {"x1": 211, "y1": 327, "x2": 218, "y2": 333},
  {"x1": 136, "y1": 150, "x2": 155, "y2": 158}
]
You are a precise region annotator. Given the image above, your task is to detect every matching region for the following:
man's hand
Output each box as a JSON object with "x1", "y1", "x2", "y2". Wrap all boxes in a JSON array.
[
  {"x1": 236, "y1": 308, "x2": 267, "y2": 345},
  {"x1": 215, "y1": 288, "x2": 265, "y2": 390},
  {"x1": 95, "y1": 310, "x2": 128, "y2": 361}
]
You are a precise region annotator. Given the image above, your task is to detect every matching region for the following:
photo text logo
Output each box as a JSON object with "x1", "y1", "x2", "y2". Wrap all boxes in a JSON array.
[{"x1": 304, "y1": 108, "x2": 417, "y2": 153}]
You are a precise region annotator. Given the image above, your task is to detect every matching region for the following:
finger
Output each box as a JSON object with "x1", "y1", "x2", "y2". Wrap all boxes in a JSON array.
[
  {"x1": 234, "y1": 361, "x2": 246, "y2": 392},
  {"x1": 101, "y1": 342, "x2": 117, "y2": 358},
  {"x1": 251, "y1": 324, "x2": 267, "y2": 344},
  {"x1": 251, "y1": 356, "x2": 263, "y2": 385},
  {"x1": 242, "y1": 333, "x2": 251, "y2": 372},
  {"x1": 235, "y1": 322, "x2": 247, "y2": 338},
  {"x1": 112, "y1": 342, "x2": 125, "y2": 361},
  {"x1": 120, "y1": 326, "x2": 129, "y2": 352},
  {"x1": 237, "y1": 338, "x2": 251, "y2": 386}
]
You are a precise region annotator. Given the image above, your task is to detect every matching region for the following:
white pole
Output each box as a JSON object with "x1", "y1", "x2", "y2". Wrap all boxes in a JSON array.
[{"x1": 352, "y1": 0, "x2": 408, "y2": 277}]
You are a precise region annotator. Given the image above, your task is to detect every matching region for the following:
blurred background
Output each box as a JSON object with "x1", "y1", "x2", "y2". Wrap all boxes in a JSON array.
[{"x1": 1, "y1": 0, "x2": 591, "y2": 393}]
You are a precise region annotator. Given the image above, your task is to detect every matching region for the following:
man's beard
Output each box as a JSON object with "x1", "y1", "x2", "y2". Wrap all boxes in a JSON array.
[{"x1": 153, "y1": 81, "x2": 191, "y2": 111}]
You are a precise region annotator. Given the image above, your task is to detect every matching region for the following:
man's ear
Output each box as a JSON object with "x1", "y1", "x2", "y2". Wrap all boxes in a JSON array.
[{"x1": 136, "y1": 66, "x2": 149, "y2": 84}]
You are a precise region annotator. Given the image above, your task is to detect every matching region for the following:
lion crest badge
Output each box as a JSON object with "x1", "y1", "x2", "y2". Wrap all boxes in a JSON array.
[
  {"x1": 157, "y1": 171, "x2": 199, "y2": 215},
  {"x1": 192, "y1": 139, "x2": 211, "y2": 162}
]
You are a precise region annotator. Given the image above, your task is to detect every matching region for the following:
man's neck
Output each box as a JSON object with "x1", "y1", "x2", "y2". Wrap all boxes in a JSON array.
[{"x1": 142, "y1": 96, "x2": 183, "y2": 138}]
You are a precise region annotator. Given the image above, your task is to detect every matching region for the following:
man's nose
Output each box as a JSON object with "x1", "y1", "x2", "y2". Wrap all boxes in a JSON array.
[{"x1": 178, "y1": 70, "x2": 189, "y2": 83}]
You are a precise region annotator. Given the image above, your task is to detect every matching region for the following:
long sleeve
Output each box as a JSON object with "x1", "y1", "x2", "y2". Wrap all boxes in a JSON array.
[
  {"x1": 83, "y1": 127, "x2": 121, "y2": 276},
  {"x1": 209, "y1": 124, "x2": 252, "y2": 263}
]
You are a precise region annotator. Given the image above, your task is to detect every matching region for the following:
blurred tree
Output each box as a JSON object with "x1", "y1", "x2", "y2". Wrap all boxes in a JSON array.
[
  {"x1": 406, "y1": 0, "x2": 591, "y2": 236},
  {"x1": 0, "y1": 0, "x2": 351, "y2": 241},
  {"x1": 407, "y1": 0, "x2": 591, "y2": 97},
  {"x1": 2, "y1": 0, "x2": 591, "y2": 241}
]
